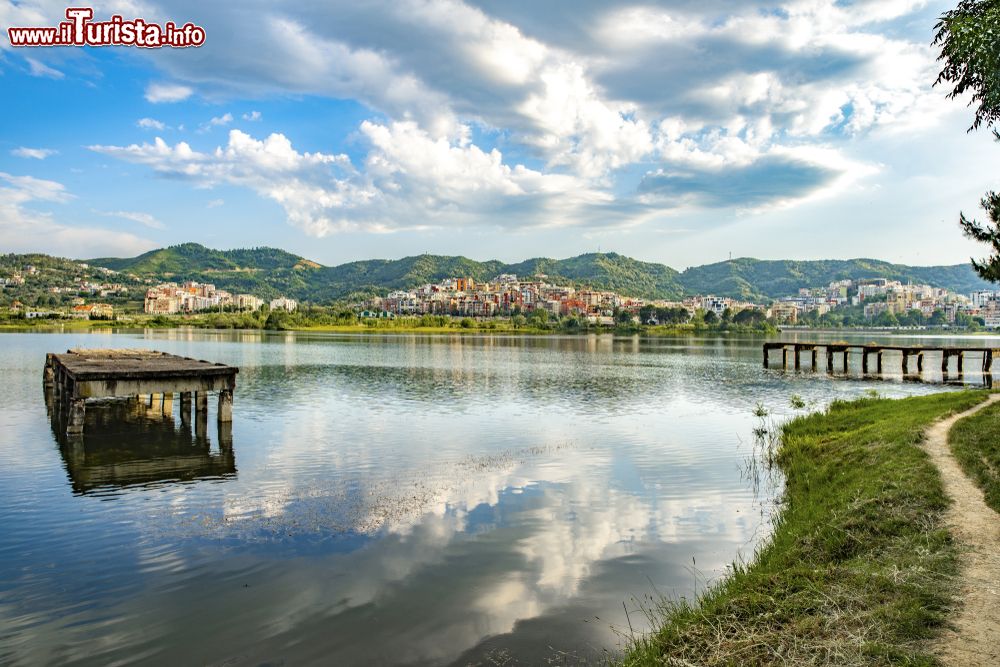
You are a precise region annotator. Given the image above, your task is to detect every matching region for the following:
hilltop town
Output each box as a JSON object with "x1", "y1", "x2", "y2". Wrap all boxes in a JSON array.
[{"x1": 3, "y1": 250, "x2": 998, "y2": 330}]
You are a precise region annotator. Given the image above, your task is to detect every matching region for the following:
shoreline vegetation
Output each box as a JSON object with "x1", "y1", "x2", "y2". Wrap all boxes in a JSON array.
[
  {"x1": 0, "y1": 310, "x2": 778, "y2": 336},
  {"x1": 621, "y1": 391, "x2": 989, "y2": 666}
]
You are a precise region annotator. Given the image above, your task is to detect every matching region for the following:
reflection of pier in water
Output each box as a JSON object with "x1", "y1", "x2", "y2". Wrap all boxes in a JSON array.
[
  {"x1": 47, "y1": 392, "x2": 236, "y2": 494},
  {"x1": 763, "y1": 342, "x2": 997, "y2": 385}
]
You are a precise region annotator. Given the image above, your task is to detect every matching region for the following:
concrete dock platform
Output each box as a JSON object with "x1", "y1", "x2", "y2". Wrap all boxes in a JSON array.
[{"x1": 44, "y1": 349, "x2": 238, "y2": 435}]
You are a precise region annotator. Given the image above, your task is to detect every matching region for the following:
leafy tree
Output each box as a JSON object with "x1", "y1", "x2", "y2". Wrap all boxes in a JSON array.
[
  {"x1": 873, "y1": 311, "x2": 900, "y2": 327},
  {"x1": 935, "y1": 2, "x2": 1000, "y2": 282},
  {"x1": 733, "y1": 308, "x2": 766, "y2": 326},
  {"x1": 703, "y1": 310, "x2": 719, "y2": 324},
  {"x1": 934, "y1": 1, "x2": 1000, "y2": 131},
  {"x1": 958, "y1": 191, "x2": 1000, "y2": 281}
]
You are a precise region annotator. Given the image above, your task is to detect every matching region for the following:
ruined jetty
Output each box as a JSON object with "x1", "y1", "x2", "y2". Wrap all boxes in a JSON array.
[
  {"x1": 44, "y1": 349, "x2": 238, "y2": 435},
  {"x1": 763, "y1": 341, "x2": 999, "y2": 379}
]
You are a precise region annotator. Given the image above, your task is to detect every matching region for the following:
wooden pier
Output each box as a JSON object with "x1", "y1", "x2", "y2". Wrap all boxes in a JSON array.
[
  {"x1": 763, "y1": 342, "x2": 999, "y2": 379},
  {"x1": 44, "y1": 349, "x2": 238, "y2": 435}
]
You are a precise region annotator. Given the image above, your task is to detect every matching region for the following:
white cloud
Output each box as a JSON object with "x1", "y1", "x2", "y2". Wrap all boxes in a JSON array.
[
  {"x1": 242, "y1": 111, "x2": 262, "y2": 121},
  {"x1": 144, "y1": 82, "x2": 193, "y2": 103},
  {"x1": 11, "y1": 147, "x2": 57, "y2": 160},
  {"x1": 206, "y1": 198, "x2": 225, "y2": 208},
  {"x1": 209, "y1": 113, "x2": 233, "y2": 127},
  {"x1": 0, "y1": 172, "x2": 155, "y2": 257},
  {"x1": 90, "y1": 125, "x2": 605, "y2": 235},
  {"x1": 25, "y1": 57, "x2": 63, "y2": 79},
  {"x1": 136, "y1": 117, "x2": 166, "y2": 131},
  {"x1": 105, "y1": 210, "x2": 165, "y2": 229}
]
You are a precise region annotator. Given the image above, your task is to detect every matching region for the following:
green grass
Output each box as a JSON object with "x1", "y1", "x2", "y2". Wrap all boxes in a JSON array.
[
  {"x1": 948, "y1": 399, "x2": 1000, "y2": 514},
  {"x1": 621, "y1": 391, "x2": 989, "y2": 666}
]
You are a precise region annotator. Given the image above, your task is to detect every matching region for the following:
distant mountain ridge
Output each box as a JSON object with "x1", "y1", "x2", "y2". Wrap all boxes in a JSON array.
[{"x1": 79, "y1": 244, "x2": 995, "y2": 302}]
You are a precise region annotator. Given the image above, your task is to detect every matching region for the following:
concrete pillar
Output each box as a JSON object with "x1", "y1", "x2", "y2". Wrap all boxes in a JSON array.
[
  {"x1": 811, "y1": 349, "x2": 817, "y2": 369},
  {"x1": 862, "y1": 351, "x2": 869, "y2": 374},
  {"x1": 902, "y1": 352, "x2": 909, "y2": 375},
  {"x1": 195, "y1": 407, "x2": 207, "y2": 443},
  {"x1": 877, "y1": 351, "x2": 883, "y2": 374},
  {"x1": 827, "y1": 349, "x2": 834, "y2": 373},
  {"x1": 218, "y1": 421, "x2": 233, "y2": 450},
  {"x1": 162, "y1": 392, "x2": 173, "y2": 416},
  {"x1": 67, "y1": 398, "x2": 86, "y2": 435},
  {"x1": 43, "y1": 354, "x2": 55, "y2": 389},
  {"x1": 917, "y1": 353, "x2": 924, "y2": 373},
  {"x1": 794, "y1": 347, "x2": 801, "y2": 370},
  {"x1": 218, "y1": 389, "x2": 233, "y2": 423},
  {"x1": 842, "y1": 351, "x2": 849, "y2": 374},
  {"x1": 984, "y1": 350, "x2": 993, "y2": 373},
  {"x1": 195, "y1": 391, "x2": 208, "y2": 413},
  {"x1": 958, "y1": 353, "x2": 964, "y2": 373},
  {"x1": 782, "y1": 348, "x2": 788, "y2": 368},
  {"x1": 942, "y1": 351, "x2": 950, "y2": 373},
  {"x1": 763, "y1": 348, "x2": 769, "y2": 368},
  {"x1": 180, "y1": 392, "x2": 192, "y2": 426}
]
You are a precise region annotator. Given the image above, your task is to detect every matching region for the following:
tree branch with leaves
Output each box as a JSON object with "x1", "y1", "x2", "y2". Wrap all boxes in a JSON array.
[{"x1": 934, "y1": 1, "x2": 1000, "y2": 282}]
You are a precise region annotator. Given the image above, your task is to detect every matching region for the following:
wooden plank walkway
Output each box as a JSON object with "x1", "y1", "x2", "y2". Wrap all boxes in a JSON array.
[
  {"x1": 44, "y1": 349, "x2": 238, "y2": 435},
  {"x1": 763, "y1": 342, "x2": 1000, "y2": 378}
]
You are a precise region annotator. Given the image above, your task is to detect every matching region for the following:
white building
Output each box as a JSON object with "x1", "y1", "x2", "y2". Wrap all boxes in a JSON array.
[{"x1": 269, "y1": 297, "x2": 298, "y2": 312}]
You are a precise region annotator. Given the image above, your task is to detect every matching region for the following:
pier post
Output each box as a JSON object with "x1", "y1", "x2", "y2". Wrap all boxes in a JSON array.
[
  {"x1": 842, "y1": 350, "x2": 849, "y2": 374},
  {"x1": 195, "y1": 408, "x2": 207, "y2": 442},
  {"x1": 917, "y1": 353, "x2": 924, "y2": 373},
  {"x1": 811, "y1": 349, "x2": 817, "y2": 370},
  {"x1": 826, "y1": 349, "x2": 834, "y2": 373},
  {"x1": 862, "y1": 351, "x2": 869, "y2": 374},
  {"x1": 942, "y1": 351, "x2": 950, "y2": 373},
  {"x1": 162, "y1": 392, "x2": 173, "y2": 416},
  {"x1": 67, "y1": 398, "x2": 86, "y2": 435},
  {"x1": 218, "y1": 421, "x2": 233, "y2": 450},
  {"x1": 43, "y1": 354, "x2": 55, "y2": 389},
  {"x1": 985, "y1": 350, "x2": 994, "y2": 373},
  {"x1": 195, "y1": 391, "x2": 208, "y2": 413},
  {"x1": 218, "y1": 389, "x2": 233, "y2": 423},
  {"x1": 782, "y1": 348, "x2": 788, "y2": 368},
  {"x1": 958, "y1": 353, "x2": 964, "y2": 373},
  {"x1": 902, "y1": 352, "x2": 909, "y2": 375},
  {"x1": 794, "y1": 346, "x2": 801, "y2": 370},
  {"x1": 763, "y1": 348, "x2": 769, "y2": 368},
  {"x1": 877, "y1": 351, "x2": 883, "y2": 374}
]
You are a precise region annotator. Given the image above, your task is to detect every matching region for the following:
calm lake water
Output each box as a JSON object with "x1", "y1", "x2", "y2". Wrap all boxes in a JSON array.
[{"x1": 0, "y1": 329, "x2": 994, "y2": 665}]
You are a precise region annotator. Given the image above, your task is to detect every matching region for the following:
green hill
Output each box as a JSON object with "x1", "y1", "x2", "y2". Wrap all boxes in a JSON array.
[
  {"x1": 85, "y1": 245, "x2": 684, "y2": 301},
  {"x1": 677, "y1": 258, "x2": 995, "y2": 300},
  {"x1": 89, "y1": 243, "x2": 304, "y2": 275},
  {"x1": 77, "y1": 244, "x2": 995, "y2": 304}
]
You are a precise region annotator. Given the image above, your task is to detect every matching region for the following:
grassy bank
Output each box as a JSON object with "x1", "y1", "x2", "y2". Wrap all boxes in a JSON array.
[
  {"x1": 622, "y1": 391, "x2": 988, "y2": 666},
  {"x1": 948, "y1": 400, "x2": 1000, "y2": 513}
]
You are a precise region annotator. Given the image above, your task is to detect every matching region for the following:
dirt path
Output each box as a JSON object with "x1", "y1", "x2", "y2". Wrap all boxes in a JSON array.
[{"x1": 924, "y1": 393, "x2": 1000, "y2": 667}]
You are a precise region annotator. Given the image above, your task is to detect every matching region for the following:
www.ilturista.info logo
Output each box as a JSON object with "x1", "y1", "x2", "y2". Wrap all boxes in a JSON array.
[{"x1": 7, "y1": 7, "x2": 205, "y2": 48}]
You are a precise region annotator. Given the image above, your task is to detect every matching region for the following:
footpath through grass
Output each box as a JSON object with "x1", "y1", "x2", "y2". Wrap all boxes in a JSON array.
[
  {"x1": 622, "y1": 391, "x2": 988, "y2": 666},
  {"x1": 948, "y1": 398, "x2": 1000, "y2": 514}
]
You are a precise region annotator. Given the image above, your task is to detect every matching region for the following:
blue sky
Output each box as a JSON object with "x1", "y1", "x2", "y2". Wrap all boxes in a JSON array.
[{"x1": 0, "y1": 0, "x2": 996, "y2": 268}]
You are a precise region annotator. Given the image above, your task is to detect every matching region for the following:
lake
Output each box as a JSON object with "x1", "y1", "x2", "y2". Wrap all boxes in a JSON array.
[{"x1": 0, "y1": 329, "x2": 993, "y2": 665}]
